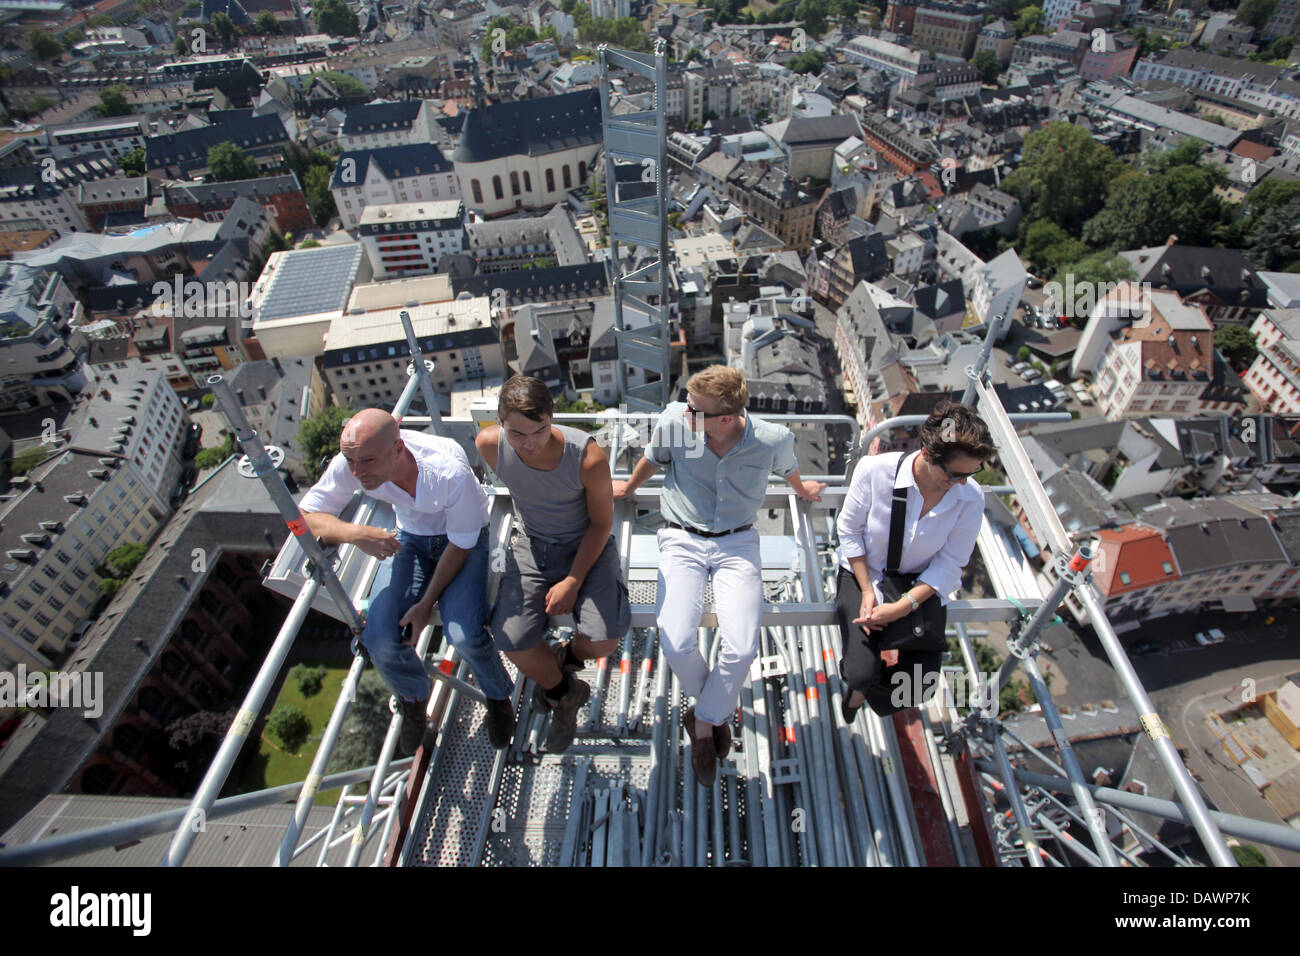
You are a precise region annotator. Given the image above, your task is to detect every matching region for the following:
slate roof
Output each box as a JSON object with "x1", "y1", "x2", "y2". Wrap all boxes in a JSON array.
[
  {"x1": 341, "y1": 99, "x2": 423, "y2": 137},
  {"x1": 453, "y1": 88, "x2": 602, "y2": 164},
  {"x1": 329, "y1": 142, "x2": 453, "y2": 191}
]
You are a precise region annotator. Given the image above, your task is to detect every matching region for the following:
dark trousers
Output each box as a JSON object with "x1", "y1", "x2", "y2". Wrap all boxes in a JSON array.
[{"x1": 835, "y1": 567, "x2": 944, "y2": 717}]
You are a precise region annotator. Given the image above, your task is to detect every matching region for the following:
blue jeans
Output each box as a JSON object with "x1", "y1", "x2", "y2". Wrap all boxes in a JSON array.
[{"x1": 363, "y1": 527, "x2": 514, "y2": 702}]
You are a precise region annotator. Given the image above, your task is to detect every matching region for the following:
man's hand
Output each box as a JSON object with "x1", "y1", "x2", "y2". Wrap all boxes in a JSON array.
[
  {"x1": 800, "y1": 480, "x2": 827, "y2": 502},
  {"x1": 398, "y1": 598, "x2": 433, "y2": 644},
  {"x1": 611, "y1": 480, "x2": 634, "y2": 501},
  {"x1": 544, "y1": 576, "x2": 581, "y2": 616},
  {"x1": 351, "y1": 526, "x2": 401, "y2": 559}
]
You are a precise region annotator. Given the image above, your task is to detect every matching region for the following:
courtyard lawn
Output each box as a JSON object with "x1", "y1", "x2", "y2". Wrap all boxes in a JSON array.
[{"x1": 240, "y1": 662, "x2": 350, "y2": 807}]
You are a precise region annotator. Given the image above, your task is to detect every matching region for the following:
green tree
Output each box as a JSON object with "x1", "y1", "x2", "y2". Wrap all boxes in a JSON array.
[
  {"x1": 255, "y1": 10, "x2": 282, "y2": 34},
  {"x1": 1245, "y1": 197, "x2": 1300, "y2": 271},
  {"x1": 120, "y1": 146, "x2": 146, "y2": 176},
  {"x1": 174, "y1": 35, "x2": 188, "y2": 55},
  {"x1": 100, "y1": 541, "x2": 149, "y2": 580},
  {"x1": 314, "y1": 0, "x2": 359, "y2": 37},
  {"x1": 1214, "y1": 325, "x2": 1259, "y2": 370},
  {"x1": 797, "y1": 0, "x2": 830, "y2": 36},
  {"x1": 28, "y1": 29, "x2": 62, "y2": 60},
  {"x1": 290, "y1": 662, "x2": 327, "y2": 697},
  {"x1": 97, "y1": 84, "x2": 131, "y2": 118},
  {"x1": 481, "y1": 15, "x2": 538, "y2": 60},
  {"x1": 195, "y1": 433, "x2": 236, "y2": 469},
  {"x1": 972, "y1": 48, "x2": 1000, "y2": 84},
  {"x1": 201, "y1": 393, "x2": 216, "y2": 408},
  {"x1": 787, "y1": 49, "x2": 826, "y2": 74},
  {"x1": 208, "y1": 142, "x2": 259, "y2": 182},
  {"x1": 303, "y1": 164, "x2": 337, "y2": 226},
  {"x1": 1017, "y1": 345, "x2": 1032, "y2": 361},
  {"x1": 327, "y1": 672, "x2": 392, "y2": 772},
  {"x1": 315, "y1": 70, "x2": 369, "y2": 96},
  {"x1": 836, "y1": 0, "x2": 859, "y2": 18},
  {"x1": 300, "y1": 404, "x2": 353, "y2": 481},
  {"x1": 1001, "y1": 122, "x2": 1118, "y2": 233},
  {"x1": 210, "y1": 11, "x2": 238, "y2": 47},
  {"x1": 1050, "y1": 251, "x2": 1137, "y2": 294},
  {"x1": 267, "y1": 705, "x2": 311, "y2": 752},
  {"x1": 1023, "y1": 220, "x2": 1087, "y2": 275},
  {"x1": 1236, "y1": 0, "x2": 1277, "y2": 30},
  {"x1": 1082, "y1": 163, "x2": 1226, "y2": 250},
  {"x1": 1014, "y1": 5, "x2": 1043, "y2": 36},
  {"x1": 299, "y1": 238, "x2": 321, "y2": 248}
]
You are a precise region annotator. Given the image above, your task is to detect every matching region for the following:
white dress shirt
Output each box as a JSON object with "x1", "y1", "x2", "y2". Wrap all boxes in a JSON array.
[
  {"x1": 835, "y1": 450, "x2": 985, "y2": 606},
  {"x1": 298, "y1": 430, "x2": 489, "y2": 549}
]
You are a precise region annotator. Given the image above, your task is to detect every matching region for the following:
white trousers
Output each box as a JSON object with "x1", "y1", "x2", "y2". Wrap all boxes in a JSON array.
[{"x1": 655, "y1": 526, "x2": 762, "y2": 726}]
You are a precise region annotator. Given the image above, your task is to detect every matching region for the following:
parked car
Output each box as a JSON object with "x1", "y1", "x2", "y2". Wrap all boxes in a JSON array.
[
  {"x1": 1194, "y1": 628, "x2": 1226, "y2": 646},
  {"x1": 1012, "y1": 361, "x2": 1031, "y2": 375},
  {"x1": 1129, "y1": 640, "x2": 1161, "y2": 656},
  {"x1": 1045, "y1": 380, "x2": 1068, "y2": 393},
  {"x1": 1023, "y1": 369, "x2": 1043, "y2": 384}
]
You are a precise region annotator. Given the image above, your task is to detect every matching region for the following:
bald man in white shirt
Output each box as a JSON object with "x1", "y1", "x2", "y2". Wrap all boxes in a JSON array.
[{"x1": 300, "y1": 409, "x2": 516, "y2": 754}]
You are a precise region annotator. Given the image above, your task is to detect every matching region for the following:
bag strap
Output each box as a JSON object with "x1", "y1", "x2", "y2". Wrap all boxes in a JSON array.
[{"x1": 886, "y1": 453, "x2": 908, "y2": 575}]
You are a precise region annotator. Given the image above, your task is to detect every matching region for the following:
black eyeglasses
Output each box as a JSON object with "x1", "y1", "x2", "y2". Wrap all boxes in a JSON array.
[
  {"x1": 939, "y1": 462, "x2": 983, "y2": 481},
  {"x1": 685, "y1": 401, "x2": 729, "y2": 419}
]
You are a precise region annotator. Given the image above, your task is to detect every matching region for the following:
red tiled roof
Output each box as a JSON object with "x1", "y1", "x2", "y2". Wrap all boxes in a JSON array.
[{"x1": 1093, "y1": 523, "x2": 1179, "y2": 596}]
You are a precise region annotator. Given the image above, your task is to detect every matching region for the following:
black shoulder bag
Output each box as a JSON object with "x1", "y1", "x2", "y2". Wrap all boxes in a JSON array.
[{"x1": 876, "y1": 455, "x2": 949, "y2": 652}]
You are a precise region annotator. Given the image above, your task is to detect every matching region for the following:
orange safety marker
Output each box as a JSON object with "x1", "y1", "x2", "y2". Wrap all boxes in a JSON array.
[
  {"x1": 1068, "y1": 552, "x2": 1090, "y2": 573},
  {"x1": 438, "y1": 660, "x2": 455, "y2": 675},
  {"x1": 620, "y1": 660, "x2": 630, "y2": 674},
  {"x1": 806, "y1": 686, "x2": 818, "y2": 701},
  {"x1": 286, "y1": 517, "x2": 307, "y2": 536}
]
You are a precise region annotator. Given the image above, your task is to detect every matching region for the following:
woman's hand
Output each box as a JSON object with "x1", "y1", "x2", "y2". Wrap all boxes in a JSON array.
[{"x1": 852, "y1": 588, "x2": 878, "y2": 635}]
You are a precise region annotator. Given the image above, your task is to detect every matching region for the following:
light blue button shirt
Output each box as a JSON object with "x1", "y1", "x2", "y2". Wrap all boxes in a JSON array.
[{"x1": 644, "y1": 402, "x2": 799, "y2": 533}]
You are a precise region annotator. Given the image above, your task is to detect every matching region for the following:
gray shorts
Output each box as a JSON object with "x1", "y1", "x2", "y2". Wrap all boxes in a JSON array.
[{"x1": 491, "y1": 534, "x2": 631, "y2": 652}]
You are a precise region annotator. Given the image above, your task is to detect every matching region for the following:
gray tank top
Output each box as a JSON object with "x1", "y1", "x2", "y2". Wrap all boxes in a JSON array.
[{"x1": 496, "y1": 424, "x2": 592, "y2": 543}]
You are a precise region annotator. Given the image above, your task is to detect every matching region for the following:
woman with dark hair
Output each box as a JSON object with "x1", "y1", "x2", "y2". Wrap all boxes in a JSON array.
[{"x1": 835, "y1": 401, "x2": 995, "y2": 722}]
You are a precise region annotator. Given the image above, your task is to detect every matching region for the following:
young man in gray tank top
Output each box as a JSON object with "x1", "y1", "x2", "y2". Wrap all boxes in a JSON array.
[{"x1": 476, "y1": 375, "x2": 631, "y2": 753}]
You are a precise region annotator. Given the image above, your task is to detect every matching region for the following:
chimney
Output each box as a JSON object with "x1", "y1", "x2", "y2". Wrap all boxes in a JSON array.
[
  {"x1": 271, "y1": 356, "x2": 282, "y2": 373},
  {"x1": 1165, "y1": 234, "x2": 1178, "y2": 246},
  {"x1": 257, "y1": 385, "x2": 266, "y2": 400},
  {"x1": 236, "y1": 388, "x2": 245, "y2": 404}
]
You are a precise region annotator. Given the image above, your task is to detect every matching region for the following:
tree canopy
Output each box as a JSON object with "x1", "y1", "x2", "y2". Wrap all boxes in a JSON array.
[
  {"x1": 300, "y1": 404, "x2": 353, "y2": 481},
  {"x1": 97, "y1": 84, "x2": 131, "y2": 118},
  {"x1": 208, "y1": 142, "x2": 259, "y2": 182},
  {"x1": 314, "y1": 0, "x2": 359, "y2": 37},
  {"x1": 1001, "y1": 122, "x2": 1119, "y2": 234}
]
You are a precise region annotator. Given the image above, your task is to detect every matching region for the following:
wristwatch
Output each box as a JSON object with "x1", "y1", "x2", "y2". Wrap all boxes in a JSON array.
[{"x1": 902, "y1": 592, "x2": 921, "y2": 613}]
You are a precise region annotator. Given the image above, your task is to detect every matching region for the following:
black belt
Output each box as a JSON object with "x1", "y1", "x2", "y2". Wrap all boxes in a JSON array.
[{"x1": 664, "y1": 521, "x2": 753, "y2": 538}]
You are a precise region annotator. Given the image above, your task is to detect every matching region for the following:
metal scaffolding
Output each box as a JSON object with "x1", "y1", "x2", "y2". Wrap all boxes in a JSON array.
[
  {"x1": 598, "y1": 40, "x2": 673, "y2": 412},
  {"x1": 4, "y1": 50, "x2": 1297, "y2": 871}
]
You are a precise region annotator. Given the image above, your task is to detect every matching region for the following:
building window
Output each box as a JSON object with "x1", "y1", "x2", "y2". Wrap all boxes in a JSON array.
[
  {"x1": 523, "y1": 170, "x2": 532, "y2": 191},
  {"x1": 545, "y1": 168, "x2": 555, "y2": 192},
  {"x1": 510, "y1": 171, "x2": 520, "y2": 195},
  {"x1": 492, "y1": 175, "x2": 504, "y2": 200},
  {"x1": 471, "y1": 179, "x2": 484, "y2": 204},
  {"x1": 578, "y1": 160, "x2": 587, "y2": 184},
  {"x1": 562, "y1": 165, "x2": 572, "y2": 189}
]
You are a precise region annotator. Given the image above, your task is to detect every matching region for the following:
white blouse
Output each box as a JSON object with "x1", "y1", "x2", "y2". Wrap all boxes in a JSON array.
[{"x1": 835, "y1": 450, "x2": 986, "y2": 606}]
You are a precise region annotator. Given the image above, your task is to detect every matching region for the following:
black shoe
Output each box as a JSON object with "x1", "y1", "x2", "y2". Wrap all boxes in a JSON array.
[
  {"x1": 841, "y1": 693, "x2": 861, "y2": 726},
  {"x1": 398, "y1": 696, "x2": 428, "y2": 757},
  {"x1": 543, "y1": 677, "x2": 591, "y2": 754},
  {"x1": 484, "y1": 696, "x2": 516, "y2": 750}
]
